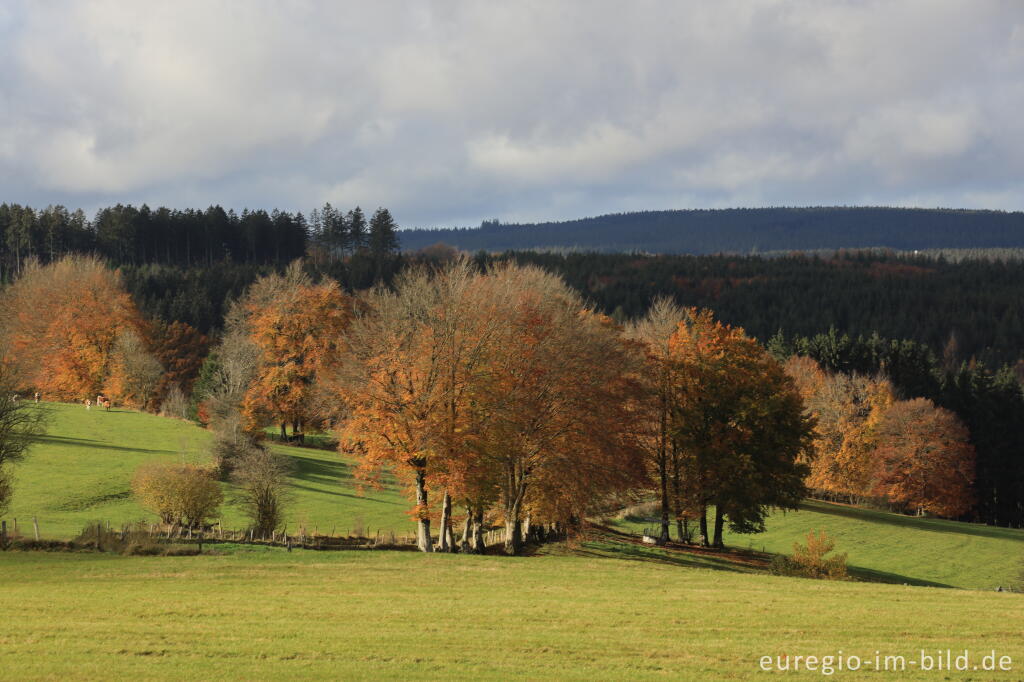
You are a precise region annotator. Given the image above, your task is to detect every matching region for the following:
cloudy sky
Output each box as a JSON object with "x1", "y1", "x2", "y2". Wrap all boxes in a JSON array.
[{"x1": 1, "y1": 1, "x2": 1022, "y2": 227}]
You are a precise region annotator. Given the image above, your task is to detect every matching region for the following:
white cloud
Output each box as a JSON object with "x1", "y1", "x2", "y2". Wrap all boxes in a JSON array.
[{"x1": 0, "y1": 0, "x2": 1022, "y2": 224}]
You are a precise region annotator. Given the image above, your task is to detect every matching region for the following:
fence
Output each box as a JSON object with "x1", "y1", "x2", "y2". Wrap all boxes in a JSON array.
[{"x1": 0, "y1": 517, "x2": 566, "y2": 552}]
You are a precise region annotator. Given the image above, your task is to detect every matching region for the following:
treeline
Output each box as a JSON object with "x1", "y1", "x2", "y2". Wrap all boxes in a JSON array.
[
  {"x1": 0, "y1": 202, "x2": 399, "y2": 279},
  {"x1": 771, "y1": 329, "x2": 1024, "y2": 528},
  {"x1": 398, "y1": 207, "x2": 1024, "y2": 254},
  {"x1": 2, "y1": 256, "x2": 1000, "y2": 551},
  {"x1": 484, "y1": 251, "x2": 1024, "y2": 369}
]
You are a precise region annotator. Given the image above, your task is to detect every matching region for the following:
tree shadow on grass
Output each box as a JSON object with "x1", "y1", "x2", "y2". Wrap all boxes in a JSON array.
[
  {"x1": 574, "y1": 538, "x2": 754, "y2": 574},
  {"x1": 30, "y1": 434, "x2": 177, "y2": 455},
  {"x1": 285, "y1": 481, "x2": 405, "y2": 505},
  {"x1": 801, "y1": 501, "x2": 1024, "y2": 543},
  {"x1": 847, "y1": 564, "x2": 953, "y2": 588},
  {"x1": 286, "y1": 453, "x2": 352, "y2": 485}
]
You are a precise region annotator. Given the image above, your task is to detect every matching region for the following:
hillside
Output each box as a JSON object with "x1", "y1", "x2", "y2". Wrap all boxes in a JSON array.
[
  {"x1": 6, "y1": 403, "x2": 408, "y2": 540},
  {"x1": 398, "y1": 207, "x2": 1024, "y2": 254},
  {"x1": 6, "y1": 403, "x2": 1023, "y2": 590}
]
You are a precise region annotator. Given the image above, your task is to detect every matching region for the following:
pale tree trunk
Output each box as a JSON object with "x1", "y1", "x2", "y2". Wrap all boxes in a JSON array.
[
  {"x1": 459, "y1": 506, "x2": 472, "y2": 552},
  {"x1": 438, "y1": 490, "x2": 452, "y2": 552},
  {"x1": 414, "y1": 465, "x2": 433, "y2": 553},
  {"x1": 504, "y1": 464, "x2": 527, "y2": 555},
  {"x1": 657, "y1": 385, "x2": 670, "y2": 544},
  {"x1": 504, "y1": 511, "x2": 522, "y2": 555},
  {"x1": 521, "y1": 513, "x2": 532, "y2": 545},
  {"x1": 671, "y1": 440, "x2": 684, "y2": 542}
]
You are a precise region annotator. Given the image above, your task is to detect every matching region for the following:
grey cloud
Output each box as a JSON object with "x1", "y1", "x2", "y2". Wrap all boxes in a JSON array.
[{"x1": 1, "y1": 0, "x2": 1022, "y2": 226}]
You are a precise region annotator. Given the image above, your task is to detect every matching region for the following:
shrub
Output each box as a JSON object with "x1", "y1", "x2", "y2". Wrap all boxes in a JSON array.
[
  {"x1": 231, "y1": 446, "x2": 291, "y2": 538},
  {"x1": 132, "y1": 462, "x2": 223, "y2": 529},
  {"x1": 770, "y1": 530, "x2": 848, "y2": 580},
  {"x1": 159, "y1": 383, "x2": 190, "y2": 420},
  {"x1": 209, "y1": 411, "x2": 262, "y2": 478}
]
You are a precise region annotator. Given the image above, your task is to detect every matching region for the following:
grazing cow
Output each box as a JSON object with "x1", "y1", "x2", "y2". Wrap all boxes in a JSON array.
[{"x1": 103, "y1": 399, "x2": 111, "y2": 411}]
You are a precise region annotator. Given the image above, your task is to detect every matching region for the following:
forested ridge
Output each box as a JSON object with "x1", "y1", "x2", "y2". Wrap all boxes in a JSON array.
[{"x1": 398, "y1": 207, "x2": 1024, "y2": 254}]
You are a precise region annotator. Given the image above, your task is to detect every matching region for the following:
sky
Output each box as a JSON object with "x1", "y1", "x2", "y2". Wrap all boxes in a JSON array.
[{"x1": 1, "y1": 1, "x2": 1022, "y2": 228}]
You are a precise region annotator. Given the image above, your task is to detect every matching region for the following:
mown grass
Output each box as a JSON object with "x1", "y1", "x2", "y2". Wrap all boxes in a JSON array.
[
  {"x1": 0, "y1": 546, "x2": 1022, "y2": 680},
  {"x1": 609, "y1": 500, "x2": 1024, "y2": 590},
  {"x1": 5, "y1": 403, "x2": 410, "y2": 540}
]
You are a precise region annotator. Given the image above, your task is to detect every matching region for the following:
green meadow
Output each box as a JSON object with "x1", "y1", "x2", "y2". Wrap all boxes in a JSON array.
[
  {"x1": 5, "y1": 402, "x2": 1024, "y2": 591},
  {"x1": 3, "y1": 402, "x2": 1024, "y2": 679},
  {"x1": 1, "y1": 548, "x2": 1022, "y2": 680},
  {"x1": 5, "y1": 402, "x2": 409, "y2": 540}
]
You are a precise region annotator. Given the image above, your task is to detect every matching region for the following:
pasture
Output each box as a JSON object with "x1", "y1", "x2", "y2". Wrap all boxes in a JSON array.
[
  {"x1": 1, "y1": 547, "x2": 1022, "y2": 680},
  {"x1": 5, "y1": 402, "x2": 1024, "y2": 591}
]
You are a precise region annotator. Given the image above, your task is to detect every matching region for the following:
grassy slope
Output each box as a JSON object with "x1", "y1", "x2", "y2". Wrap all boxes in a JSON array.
[
  {"x1": 609, "y1": 501, "x2": 1024, "y2": 591},
  {"x1": 1, "y1": 548, "x2": 1022, "y2": 680},
  {"x1": 6, "y1": 403, "x2": 410, "y2": 540},
  {"x1": 7, "y1": 402, "x2": 1024, "y2": 590}
]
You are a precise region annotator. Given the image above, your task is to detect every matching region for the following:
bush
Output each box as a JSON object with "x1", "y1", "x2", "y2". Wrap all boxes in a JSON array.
[
  {"x1": 131, "y1": 462, "x2": 223, "y2": 528},
  {"x1": 769, "y1": 530, "x2": 848, "y2": 580},
  {"x1": 159, "y1": 383, "x2": 190, "y2": 419},
  {"x1": 231, "y1": 446, "x2": 291, "y2": 538},
  {"x1": 209, "y1": 412, "x2": 262, "y2": 478}
]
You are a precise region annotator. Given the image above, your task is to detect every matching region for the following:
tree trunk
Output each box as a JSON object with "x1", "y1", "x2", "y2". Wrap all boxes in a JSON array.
[
  {"x1": 712, "y1": 505, "x2": 725, "y2": 549},
  {"x1": 459, "y1": 506, "x2": 472, "y2": 552},
  {"x1": 280, "y1": 422, "x2": 287, "y2": 440},
  {"x1": 658, "y1": 386, "x2": 670, "y2": 545},
  {"x1": 504, "y1": 514, "x2": 522, "y2": 555},
  {"x1": 676, "y1": 518, "x2": 686, "y2": 543},
  {"x1": 414, "y1": 466, "x2": 433, "y2": 553},
  {"x1": 471, "y1": 507, "x2": 485, "y2": 554},
  {"x1": 522, "y1": 513, "x2": 532, "y2": 544},
  {"x1": 438, "y1": 490, "x2": 452, "y2": 552},
  {"x1": 699, "y1": 505, "x2": 709, "y2": 547}
]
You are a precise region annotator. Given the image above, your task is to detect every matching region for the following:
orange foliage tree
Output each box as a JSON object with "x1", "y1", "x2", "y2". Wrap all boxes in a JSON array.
[
  {"x1": 871, "y1": 398, "x2": 974, "y2": 517},
  {"x1": 0, "y1": 255, "x2": 149, "y2": 400},
  {"x1": 785, "y1": 357, "x2": 896, "y2": 500},
  {"x1": 465, "y1": 265, "x2": 647, "y2": 554},
  {"x1": 669, "y1": 310, "x2": 812, "y2": 547},
  {"x1": 339, "y1": 261, "x2": 503, "y2": 552},
  {"x1": 239, "y1": 264, "x2": 353, "y2": 439},
  {"x1": 339, "y1": 262, "x2": 647, "y2": 554}
]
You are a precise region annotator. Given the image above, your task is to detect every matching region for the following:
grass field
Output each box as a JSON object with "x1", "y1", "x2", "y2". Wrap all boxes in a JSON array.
[
  {"x1": 5, "y1": 402, "x2": 1024, "y2": 591},
  {"x1": 610, "y1": 501, "x2": 1024, "y2": 590},
  {"x1": 5, "y1": 402, "x2": 409, "y2": 540},
  {"x1": 4, "y1": 403, "x2": 1024, "y2": 679},
  {"x1": 1, "y1": 547, "x2": 1022, "y2": 680}
]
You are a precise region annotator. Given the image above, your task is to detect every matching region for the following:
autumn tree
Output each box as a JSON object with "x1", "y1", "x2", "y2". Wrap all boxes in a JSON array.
[
  {"x1": 238, "y1": 262, "x2": 353, "y2": 439},
  {"x1": 151, "y1": 320, "x2": 210, "y2": 400},
  {"x1": 626, "y1": 297, "x2": 688, "y2": 544},
  {"x1": 785, "y1": 356, "x2": 895, "y2": 501},
  {"x1": 871, "y1": 398, "x2": 975, "y2": 517},
  {"x1": 0, "y1": 255, "x2": 149, "y2": 400},
  {"x1": 339, "y1": 260, "x2": 502, "y2": 552},
  {"x1": 465, "y1": 265, "x2": 647, "y2": 554},
  {"x1": 104, "y1": 328, "x2": 164, "y2": 409},
  {"x1": 669, "y1": 310, "x2": 812, "y2": 548}
]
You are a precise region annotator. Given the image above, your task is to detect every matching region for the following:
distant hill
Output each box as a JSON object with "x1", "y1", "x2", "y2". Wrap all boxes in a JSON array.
[{"x1": 398, "y1": 207, "x2": 1024, "y2": 254}]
